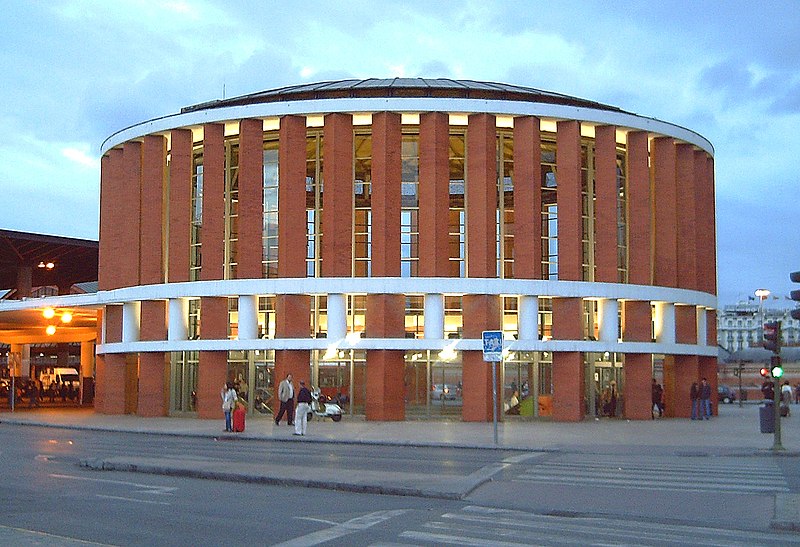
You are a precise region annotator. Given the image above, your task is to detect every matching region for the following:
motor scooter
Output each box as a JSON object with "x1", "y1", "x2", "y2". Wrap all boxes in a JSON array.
[{"x1": 307, "y1": 388, "x2": 343, "y2": 422}]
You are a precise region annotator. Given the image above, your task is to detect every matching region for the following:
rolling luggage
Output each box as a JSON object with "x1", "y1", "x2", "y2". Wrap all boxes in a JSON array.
[{"x1": 232, "y1": 405, "x2": 246, "y2": 432}]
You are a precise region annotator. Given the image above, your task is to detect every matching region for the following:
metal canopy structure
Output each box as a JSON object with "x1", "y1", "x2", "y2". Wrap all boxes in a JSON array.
[{"x1": 0, "y1": 229, "x2": 99, "y2": 294}]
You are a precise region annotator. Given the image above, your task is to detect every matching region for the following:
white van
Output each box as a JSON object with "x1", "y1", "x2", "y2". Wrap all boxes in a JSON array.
[{"x1": 39, "y1": 367, "x2": 80, "y2": 389}]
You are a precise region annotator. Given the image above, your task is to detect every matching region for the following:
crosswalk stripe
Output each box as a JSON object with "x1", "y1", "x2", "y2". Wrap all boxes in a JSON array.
[
  {"x1": 513, "y1": 457, "x2": 789, "y2": 494},
  {"x1": 397, "y1": 506, "x2": 800, "y2": 546}
]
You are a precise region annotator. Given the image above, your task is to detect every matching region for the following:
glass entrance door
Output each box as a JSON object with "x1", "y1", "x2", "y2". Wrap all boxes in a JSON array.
[{"x1": 587, "y1": 353, "x2": 623, "y2": 417}]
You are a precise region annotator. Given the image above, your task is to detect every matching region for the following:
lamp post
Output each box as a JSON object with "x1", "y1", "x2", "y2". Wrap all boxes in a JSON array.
[{"x1": 755, "y1": 288, "x2": 770, "y2": 340}]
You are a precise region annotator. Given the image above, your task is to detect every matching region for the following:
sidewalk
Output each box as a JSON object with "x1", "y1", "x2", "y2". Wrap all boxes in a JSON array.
[{"x1": 1, "y1": 403, "x2": 798, "y2": 454}]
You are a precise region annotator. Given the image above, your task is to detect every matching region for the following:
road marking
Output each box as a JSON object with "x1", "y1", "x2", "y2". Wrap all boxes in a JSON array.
[
  {"x1": 399, "y1": 505, "x2": 800, "y2": 545},
  {"x1": 295, "y1": 516, "x2": 340, "y2": 526},
  {"x1": 0, "y1": 524, "x2": 112, "y2": 545},
  {"x1": 96, "y1": 494, "x2": 170, "y2": 505},
  {"x1": 275, "y1": 509, "x2": 409, "y2": 546},
  {"x1": 49, "y1": 473, "x2": 177, "y2": 494}
]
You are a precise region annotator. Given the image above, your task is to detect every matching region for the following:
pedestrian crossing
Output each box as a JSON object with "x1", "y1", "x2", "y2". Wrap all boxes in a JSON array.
[
  {"x1": 512, "y1": 454, "x2": 789, "y2": 494},
  {"x1": 392, "y1": 505, "x2": 800, "y2": 546}
]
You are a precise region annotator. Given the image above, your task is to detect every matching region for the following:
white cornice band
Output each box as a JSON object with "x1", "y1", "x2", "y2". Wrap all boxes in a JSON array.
[{"x1": 100, "y1": 97, "x2": 713, "y2": 155}]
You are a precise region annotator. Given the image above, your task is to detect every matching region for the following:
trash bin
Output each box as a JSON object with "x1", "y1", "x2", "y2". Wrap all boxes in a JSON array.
[{"x1": 760, "y1": 402, "x2": 775, "y2": 433}]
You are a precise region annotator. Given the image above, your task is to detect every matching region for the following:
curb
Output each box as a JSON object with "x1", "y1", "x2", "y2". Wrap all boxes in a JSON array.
[{"x1": 79, "y1": 457, "x2": 483, "y2": 500}]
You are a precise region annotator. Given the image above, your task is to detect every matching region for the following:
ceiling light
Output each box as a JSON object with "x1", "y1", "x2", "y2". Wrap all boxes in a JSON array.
[
  {"x1": 45, "y1": 325, "x2": 56, "y2": 335},
  {"x1": 43, "y1": 307, "x2": 55, "y2": 319},
  {"x1": 61, "y1": 312, "x2": 73, "y2": 323}
]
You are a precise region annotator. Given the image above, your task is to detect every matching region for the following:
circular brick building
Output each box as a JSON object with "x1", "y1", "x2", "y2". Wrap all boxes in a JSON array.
[{"x1": 96, "y1": 78, "x2": 717, "y2": 422}]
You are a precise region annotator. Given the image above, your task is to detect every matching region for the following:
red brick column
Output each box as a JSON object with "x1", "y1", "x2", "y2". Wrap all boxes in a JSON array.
[
  {"x1": 626, "y1": 131, "x2": 652, "y2": 286},
  {"x1": 670, "y1": 304, "x2": 700, "y2": 418},
  {"x1": 550, "y1": 120, "x2": 584, "y2": 421},
  {"x1": 321, "y1": 113, "x2": 353, "y2": 277},
  {"x1": 366, "y1": 112, "x2": 405, "y2": 420},
  {"x1": 99, "y1": 149, "x2": 122, "y2": 291},
  {"x1": 556, "y1": 120, "x2": 581, "y2": 281},
  {"x1": 275, "y1": 116, "x2": 311, "y2": 386},
  {"x1": 652, "y1": 137, "x2": 677, "y2": 288},
  {"x1": 168, "y1": 129, "x2": 192, "y2": 283},
  {"x1": 419, "y1": 112, "x2": 450, "y2": 277},
  {"x1": 96, "y1": 306, "x2": 126, "y2": 414},
  {"x1": 138, "y1": 135, "x2": 168, "y2": 416},
  {"x1": 138, "y1": 301, "x2": 168, "y2": 416},
  {"x1": 696, "y1": 151, "x2": 717, "y2": 296},
  {"x1": 512, "y1": 116, "x2": 541, "y2": 279},
  {"x1": 238, "y1": 118, "x2": 264, "y2": 279},
  {"x1": 121, "y1": 141, "x2": 143, "y2": 288},
  {"x1": 594, "y1": 125, "x2": 617, "y2": 283},
  {"x1": 462, "y1": 114, "x2": 500, "y2": 422},
  {"x1": 676, "y1": 143, "x2": 698, "y2": 291},
  {"x1": 552, "y1": 298, "x2": 584, "y2": 421},
  {"x1": 197, "y1": 123, "x2": 228, "y2": 419},
  {"x1": 462, "y1": 295, "x2": 502, "y2": 422},
  {"x1": 623, "y1": 300, "x2": 654, "y2": 419}
]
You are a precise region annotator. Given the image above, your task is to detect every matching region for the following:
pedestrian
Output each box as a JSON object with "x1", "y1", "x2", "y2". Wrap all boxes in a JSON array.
[
  {"x1": 274, "y1": 373, "x2": 295, "y2": 426},
  {"x1": 795, "y1": 382, "x2": 800, "y2": 404},
  {"x1": 781, "y1": 381, "x2": 792, "y2": 417},
  {"x1": 28, "y1": 380, "x2": 39, "y2": 408},
  {"x1": 699, "y1": 377, "x2": 712, "y2": 419},
  {"x1": 652, "y1": 379, "x2": 664, "y2": 419},
  {"x1": 220, "y1": 382, "x2": 238, "y2": 432},
  {"x1": 690, "y1": 381, "x2": 700, "y2": 420},
  {"x1": 294, "y1": 381, "x2": 312, "y2": 436}
]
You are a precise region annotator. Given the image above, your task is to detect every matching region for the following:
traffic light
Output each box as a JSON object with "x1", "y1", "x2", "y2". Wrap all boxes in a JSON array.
[
  {"x1": 791, "y1": 271, "x2": 800, "y2": 320},
  {"x1": 763, "y1": 321, "x2": 781, "y2": 354},
  {"x1": 760, "y1": 366, "x2": 771, "y2": 378},
  {"x1": 771, "y1": 355, "x2": 784, "y2": 379}
]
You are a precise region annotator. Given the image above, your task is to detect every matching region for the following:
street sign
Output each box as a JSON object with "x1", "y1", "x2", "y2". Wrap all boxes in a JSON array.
[{"x1": 482, "y1": 330, "x2": 503, "y2": 362}]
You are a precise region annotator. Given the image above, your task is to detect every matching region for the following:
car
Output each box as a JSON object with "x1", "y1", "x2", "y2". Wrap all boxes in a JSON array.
[
  {"x1": 718, "y1": 385, "x2": 737, "y2": 404},
  {"x1": 431, "y1": 384, "x2": 459, "y2": 400}
]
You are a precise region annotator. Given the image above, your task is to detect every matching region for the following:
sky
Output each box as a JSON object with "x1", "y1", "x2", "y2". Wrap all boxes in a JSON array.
[{"x1": 1, "y1": 0, "x2": 799, "y2": 308}]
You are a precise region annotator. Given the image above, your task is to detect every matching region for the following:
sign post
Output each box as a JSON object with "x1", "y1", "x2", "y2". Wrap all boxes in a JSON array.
[{"x1": 482, "y1": 330, "x2": 503, "y2": 445}]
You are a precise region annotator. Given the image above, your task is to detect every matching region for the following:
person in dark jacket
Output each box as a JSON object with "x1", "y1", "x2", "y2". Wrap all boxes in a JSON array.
[
  {"x1": 690, "y1": 382, "x2": 700, "y2": 420},
  {"x1": 293, "y1": 380, "x2": 313, "y2": 436},
  {"x1": 652, "y1": 379, "x2": 664, "y2": 419},
  {"x1": 699, "y1": 377, "x2": 712, "y2": 420}
]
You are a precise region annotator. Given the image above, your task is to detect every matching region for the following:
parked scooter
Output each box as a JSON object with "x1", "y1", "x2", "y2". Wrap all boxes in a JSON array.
[{"x1": 307, "y1": 388, "x2": 343, "y2": 422}]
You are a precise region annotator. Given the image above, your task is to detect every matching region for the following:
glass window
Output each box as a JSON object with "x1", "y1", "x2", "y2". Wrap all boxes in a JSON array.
[{"x1": 263, "y1": 139, "x2": 279, "y2": 278}]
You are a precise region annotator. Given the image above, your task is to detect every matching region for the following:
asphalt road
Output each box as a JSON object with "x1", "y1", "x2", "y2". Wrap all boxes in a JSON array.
[{"x1": 2, "y1": 424, "x2": 800, "y2": 545}]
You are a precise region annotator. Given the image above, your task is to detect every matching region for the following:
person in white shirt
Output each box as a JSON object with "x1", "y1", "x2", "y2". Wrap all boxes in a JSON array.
[
  {"x1": 221, "y1": 382, "x2": 238, "y2": 432},
  {"x1": 275, "y1": 374, "x2": 295, "y2": 426}
]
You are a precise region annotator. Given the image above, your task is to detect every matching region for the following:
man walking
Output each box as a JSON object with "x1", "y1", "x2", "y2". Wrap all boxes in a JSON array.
[
  {"x1": 275, "y1": 373, "x2": 295, "y2": 426},
  {"x1": 699, "y1": 377, "x2": 712, "y2": 420},
  {"x1": 294, "y1": 380, "x2": 312, "y2": 436}
]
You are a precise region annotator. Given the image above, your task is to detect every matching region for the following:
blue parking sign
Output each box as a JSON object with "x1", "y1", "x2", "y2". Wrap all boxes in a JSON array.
[{"x1": 482, "y1": 330, "x2": 503, "y2": 362}]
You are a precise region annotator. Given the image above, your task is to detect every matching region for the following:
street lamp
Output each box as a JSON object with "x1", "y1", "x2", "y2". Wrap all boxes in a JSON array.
[{"x1": 755, "y1": 288, "x2": 770, "y2": 339}]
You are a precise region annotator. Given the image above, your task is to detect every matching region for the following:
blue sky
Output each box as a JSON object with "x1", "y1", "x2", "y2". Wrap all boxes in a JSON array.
[{"x1": 1, "y1": 0, "x2": 798, "y2": 307}]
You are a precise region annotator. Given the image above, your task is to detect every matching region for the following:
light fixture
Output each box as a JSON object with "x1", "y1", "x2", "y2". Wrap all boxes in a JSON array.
[
  {"x1": 45, "y1": 325, "x2": 56, "y2": 335},
  {"x1": 46, "y1": 262, "x2": 54, "y2": 269},
  {"x1": 61, "y1": 312, "x2": 73, "y2": 323},
  {"x1": 322, "y1": 346, "x2": 337, "y2": 361},
  {"x1": 42, "y1": 307, "x2": 55, "y2": 319}
]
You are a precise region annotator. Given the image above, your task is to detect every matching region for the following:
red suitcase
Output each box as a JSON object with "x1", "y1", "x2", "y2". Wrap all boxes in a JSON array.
[{"x1": 232, "y1": 406, "x2": 246, "y2": 432}]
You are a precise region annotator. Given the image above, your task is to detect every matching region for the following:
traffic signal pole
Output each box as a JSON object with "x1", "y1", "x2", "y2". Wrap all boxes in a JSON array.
[{"x1": 773, "y1": 375, "x2": 783, "y2": 451}]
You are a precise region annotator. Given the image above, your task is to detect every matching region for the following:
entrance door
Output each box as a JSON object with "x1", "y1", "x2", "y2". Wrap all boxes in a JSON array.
[
  {"x1": 588, "y1": 355, "x2": 623, "y2": 418},
  {"x1": 170, "y1": 351, "x2": 198, "y2": 414}
]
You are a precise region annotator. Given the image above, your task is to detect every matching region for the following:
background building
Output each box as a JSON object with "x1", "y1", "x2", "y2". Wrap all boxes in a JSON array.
[{"x1": 93, "y1": 78, "x2": 717, "y2": 422}]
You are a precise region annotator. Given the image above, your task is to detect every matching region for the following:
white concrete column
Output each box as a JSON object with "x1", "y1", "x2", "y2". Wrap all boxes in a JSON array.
[
  {"x1": 327, "y1": 293, "x2": 347, "y2": 340},
  {"x1": 424, "y1": 293, "x2": 445, "y2": 339},
  {"x1": 653, "y1": 302, "x2": 675, "y2": 345},
  {"x1": 9, "y1": 344, "x2": 29, "y2": 377},
  {"x1": 696, "y1": 307, "x2": 708, "y2": 347},
  {"x1": 237, "y1": 295, "x2": 259, "y2": 340},
  {"x1": 168, "y1": 298, "x2": 189, "y2": 341},
  {"x1": 80, "y1": 341, "x2": 94, "y2": 378},
  {"x1": 122, "y1": 301, "x2": 141, "y2": 343},
  {"x1": 518, "y1": 295, "x2": 539, "y2": 340},
  {"x1": 598, "y1": 298, "x2": 619, "y2": 342}
]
